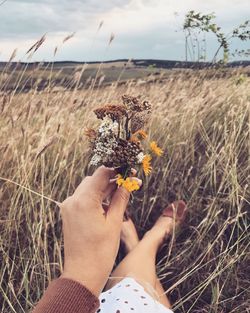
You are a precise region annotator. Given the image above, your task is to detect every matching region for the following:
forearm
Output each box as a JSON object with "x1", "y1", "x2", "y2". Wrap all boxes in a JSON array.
[{"x1": 32, "y1": 278, "x2": 99, "y2": 313}]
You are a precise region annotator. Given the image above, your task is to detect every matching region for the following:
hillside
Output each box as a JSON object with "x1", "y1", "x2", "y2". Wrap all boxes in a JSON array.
[{"x1": 0, "y1": 59, "x2": 250, "y2": 93}]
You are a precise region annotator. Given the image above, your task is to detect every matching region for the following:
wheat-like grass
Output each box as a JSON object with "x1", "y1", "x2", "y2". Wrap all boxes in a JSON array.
[{"x1": 0, "y1": 60, "x2": 249, "y2": 312}]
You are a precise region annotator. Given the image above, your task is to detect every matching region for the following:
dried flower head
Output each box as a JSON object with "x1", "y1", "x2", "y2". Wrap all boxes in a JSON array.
[
  {"x1": 131, "y1": 111, "x2": 151, "y2": 133},
  {"x1": 94, "y1": 105, "x2": 127, "y2": 121},
  {"x1": 122, "y1": 95, "x2": 151, "y2": 113},
  {"x1": 108, "y1": 139, "x2": 143, "y2": 167},
  {"x1": 84, "y1": 128, "x2": 97, "y2": 143}
]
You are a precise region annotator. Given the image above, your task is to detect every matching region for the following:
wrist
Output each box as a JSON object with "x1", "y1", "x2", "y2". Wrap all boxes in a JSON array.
[{"x1": 62, "y1": 264, "x2": 107, "y2": 297}]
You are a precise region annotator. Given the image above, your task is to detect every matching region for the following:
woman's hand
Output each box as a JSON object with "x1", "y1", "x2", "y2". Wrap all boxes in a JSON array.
[{"x1": 59, "y1": 166, "x2": 141, "y2": 297}]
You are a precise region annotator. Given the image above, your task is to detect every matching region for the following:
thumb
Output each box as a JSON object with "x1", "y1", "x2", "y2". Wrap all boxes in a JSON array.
[{"x1": 108, "y1": 178, "x2": 142, "y2": 221}]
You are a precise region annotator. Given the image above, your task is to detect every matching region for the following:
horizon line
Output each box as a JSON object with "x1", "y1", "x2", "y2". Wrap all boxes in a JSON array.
[{"x1": 0, "y1": 58, "x2": 250, "y2": 64}]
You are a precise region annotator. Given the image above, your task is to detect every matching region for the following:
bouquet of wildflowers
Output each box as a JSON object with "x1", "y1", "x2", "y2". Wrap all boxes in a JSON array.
[{"x1": 86, "y1": 95, "x2": 163, "y2": 192}]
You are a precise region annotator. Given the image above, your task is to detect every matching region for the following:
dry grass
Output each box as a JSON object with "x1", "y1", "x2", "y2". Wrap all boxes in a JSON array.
[{"x1": 0, "y1": 64, "x2": 249, "y2": 313}]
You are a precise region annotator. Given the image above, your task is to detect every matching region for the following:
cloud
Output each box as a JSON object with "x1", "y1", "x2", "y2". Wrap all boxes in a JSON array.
[
  {"x1": 0, "y1": 0, "x2": 129, "y2": 38},
  {"x1": 0, "y1": 0, "x2": 249, "y2": 61},
  {"x1": 99, "y1": 0, "x2": 250, "y2": 35}
]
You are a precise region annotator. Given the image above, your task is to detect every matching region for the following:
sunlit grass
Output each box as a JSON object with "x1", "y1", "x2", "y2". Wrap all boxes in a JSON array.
[{"x1": 0, "y1": 60, "x2": 249, "y2": 312}]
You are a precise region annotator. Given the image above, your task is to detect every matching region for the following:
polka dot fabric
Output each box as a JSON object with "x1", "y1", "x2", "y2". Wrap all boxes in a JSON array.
[{"x1": 96, "y1": 277, "x2": 173, "y2": 313}]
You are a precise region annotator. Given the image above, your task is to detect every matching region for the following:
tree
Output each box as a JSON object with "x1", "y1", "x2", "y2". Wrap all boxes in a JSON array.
[{"x1": 183, "y1": 11, "x2": 250, "y2": 63}]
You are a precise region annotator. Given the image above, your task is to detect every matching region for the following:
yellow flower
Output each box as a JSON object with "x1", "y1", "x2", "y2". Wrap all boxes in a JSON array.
[
  {"x1": 130, "y1": 129, "x2": 148, "y2": 142},
  {"x1": 142, "y1": 154, "x2": 152, "y2": 175},
  {"x1": 116, "y1": 174, "x2": 124, "y2": 186},
  {"x1": 150, "y1": 141, "x2": 163, "y2": 157},
  {"x1": 122, "y1": 178, "x2": 140, "y2": 192},
  {"x1": 116, "y1": 175, "x2": 140, "y2": 192},
  {"x1": 135, "y1": 129, "x2": 148, "y2": 139}
]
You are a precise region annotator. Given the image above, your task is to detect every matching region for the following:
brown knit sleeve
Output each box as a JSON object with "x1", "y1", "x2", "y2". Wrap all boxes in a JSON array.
[{"x1": 32, "y1": 278, "x2": 100, "y2": 313}]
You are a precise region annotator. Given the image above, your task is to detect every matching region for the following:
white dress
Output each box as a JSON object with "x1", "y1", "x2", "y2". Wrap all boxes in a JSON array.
[{"x1": 97, "y1": 277, "x2": 173, "y2": 313}]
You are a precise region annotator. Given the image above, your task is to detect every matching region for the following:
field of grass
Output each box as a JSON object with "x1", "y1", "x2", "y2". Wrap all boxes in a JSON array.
[
  {"x1": 0, "y1": 60, "x2": 166, "y2": 92},
  {"x1": 0, "y1": 64, "x2": 249, "y2": 312}
]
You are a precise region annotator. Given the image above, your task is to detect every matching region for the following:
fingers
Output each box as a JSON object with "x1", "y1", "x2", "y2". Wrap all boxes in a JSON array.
[
  {"x1": 73, "y1": 166, "x2": 140, "y2": 219},
  {"x1": 91, "y1": 166, "x2": 116, "y2": 192},
  {"x1": 99, "y1": 167, "x2": 137, "y2": 201},
  {"x1": 74, "y1": 166, "x2": 116, "y2": 197},
  {"x1": 103, "y1": 179, "x2": 117, "y2": 200},
  {"x1": 130, "y1": 168, "x2": 137, "y2": 177},
  {"x1": 108, "y1": 177, "x2": 142, "y2": 221},
  {"x1": 102, "y1": 179, "x2": 117, "y2": 214}
]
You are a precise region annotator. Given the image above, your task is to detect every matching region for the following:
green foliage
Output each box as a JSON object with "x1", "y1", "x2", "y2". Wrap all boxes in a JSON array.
[
  {"x1": 148, "y1": 64, "x2": 156, "y2": 70},
  {"x1": 183, "y1": 11, "x2": 216, "y2": 32},
  {"x1": 232, "y1": 48, "x2": 250, "y2": 58},
  {"x1": 232, "y1": 20, "x2": 250, "y2": 41},
  {"x1": 183, "y1": 11, "x2": 250, "y2": 64}
]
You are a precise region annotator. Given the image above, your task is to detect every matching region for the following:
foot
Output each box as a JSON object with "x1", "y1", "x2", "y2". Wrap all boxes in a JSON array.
[
  {"x1": 145, "y1": 200, "x2": 188, "y2": 247},
  {"x1": 121, "y1": 218, "x2": 139, "y2": 253}
]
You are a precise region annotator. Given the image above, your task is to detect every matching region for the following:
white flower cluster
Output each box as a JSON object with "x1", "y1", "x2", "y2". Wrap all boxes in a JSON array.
[
  {"x1": 90, "y1": 137, "x2": 117, "y2": 166},
  {"x1": 136, "y1": 152, "x2": 144, "y2": 163},
  {"x1": 89, "y1": 154, "x2": 102, "y2": 166},
  {"x1": 98, "y1": 117, "x2": 119, "y2": 137},
  {"x1": 90, "y1": 118, "x2": 118, "y2": 166}
]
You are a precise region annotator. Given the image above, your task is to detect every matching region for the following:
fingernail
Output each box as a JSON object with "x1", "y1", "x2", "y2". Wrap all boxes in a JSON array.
[
  {"x1": 130, "y1": 168, "x2": 137, "y2": 176},
  {"x1": 131, "y1": 177, "x2": 142, "y2": 187}
]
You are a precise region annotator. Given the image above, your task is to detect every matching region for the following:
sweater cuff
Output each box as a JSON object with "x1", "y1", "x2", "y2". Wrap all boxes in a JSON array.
[{"x1": 33, "y1": 278, "x2": 100, "y2": 313}]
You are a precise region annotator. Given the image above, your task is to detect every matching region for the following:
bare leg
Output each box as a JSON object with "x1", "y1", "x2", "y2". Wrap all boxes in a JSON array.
[
  {"x1": 105, "y1": 217, "x2": 173, "y2": 308},
  {"x1": 154, "y1": 277, "x2": 172, "y2": 308}
]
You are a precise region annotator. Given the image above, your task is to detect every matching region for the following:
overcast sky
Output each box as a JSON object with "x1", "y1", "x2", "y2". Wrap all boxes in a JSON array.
[{"x1": 0, "y1": 0, "x2": 249, "y2": 62}]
